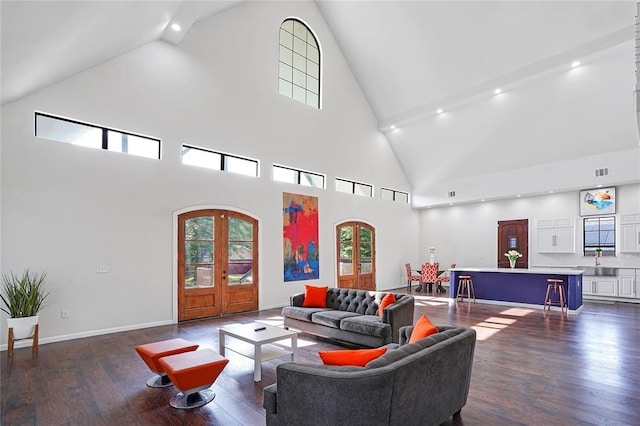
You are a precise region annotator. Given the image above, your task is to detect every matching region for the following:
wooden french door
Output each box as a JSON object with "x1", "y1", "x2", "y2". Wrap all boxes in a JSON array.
[
  {"x1": 497, "y1": 219, "x2": 529, "y2": 269},
  {"x1": 336, "y1": 222, "x2": 376, "y2": 290},
  {"x1": 178, "y1": 209, "x2": 258, "y2": 321}
]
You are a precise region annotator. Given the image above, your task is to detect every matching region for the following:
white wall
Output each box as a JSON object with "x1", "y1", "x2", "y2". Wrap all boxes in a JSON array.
[
  {"x1": 0, "y1": 1, "x2": 419, "y2": 346},
  {"x1": 419, "y1": 183, "x2": 640, "y2": 269}
]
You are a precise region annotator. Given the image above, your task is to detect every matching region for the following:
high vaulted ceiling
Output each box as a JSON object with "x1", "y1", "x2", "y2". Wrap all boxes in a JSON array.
[{"x1": 2, "y1": 1, "x2": 638, "y2": 207}]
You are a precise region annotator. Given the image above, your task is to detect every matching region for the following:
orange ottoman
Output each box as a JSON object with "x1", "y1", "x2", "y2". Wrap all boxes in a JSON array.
[
  {"x1": 135, "y1": 338, "x2": 199, "y2": 387},
  {"x1": 158, "y1": 349, "x2": 229, "y2": 409}
]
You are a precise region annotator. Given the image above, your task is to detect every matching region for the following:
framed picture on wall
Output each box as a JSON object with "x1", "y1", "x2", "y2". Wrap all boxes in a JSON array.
[{"x1": 579, "y1": 187, "x2": 616, "y2": 216}]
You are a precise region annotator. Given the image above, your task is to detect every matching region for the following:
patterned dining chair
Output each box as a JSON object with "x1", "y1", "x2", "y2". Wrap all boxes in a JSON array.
[
  {"x1": 405, "y1": 263, "x2": 422, "y2": 293},
  {"x1": 421, "y1": 262, "x2": 447, "y2": 293}
]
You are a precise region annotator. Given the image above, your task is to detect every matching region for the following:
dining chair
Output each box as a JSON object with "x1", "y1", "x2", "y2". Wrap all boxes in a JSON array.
[
  {"x1": 405, "y1": 263, "x2": 422, "y2": 293},
  {"x1": 421, "y1": 262, "x2": 448, "y2": 293}
]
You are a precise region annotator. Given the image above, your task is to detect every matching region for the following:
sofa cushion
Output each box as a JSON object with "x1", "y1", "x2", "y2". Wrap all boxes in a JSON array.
[
  {"x1": 340, "y1": 315, "x2": 391, "y2": 338},
  {"x1": 311, "y1": 310, "x2": 360, "y2": 329},
  {"x1": 302, "y1": 285, "x2": 328, "y2": 308},
  {"x1": 318, "y1": 347, "x2": 387, "y2": 367},
  {"x1": 326, "y1": 288, "x2": 380, "y2": 315},
  {"x1": 409, "y1": 314, "x2": 438, "y2": 343},
  {"x1": 282, "y1": 306, "x2": 331, "y2": 322},
  {"x1": 377, "y1": 293, "x2": 396, "y2": 317}
]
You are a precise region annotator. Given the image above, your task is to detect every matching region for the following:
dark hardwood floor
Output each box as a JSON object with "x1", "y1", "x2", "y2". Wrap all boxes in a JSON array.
[{"x1": 3, "y1": 290, "x2": 640, "y2": 425}]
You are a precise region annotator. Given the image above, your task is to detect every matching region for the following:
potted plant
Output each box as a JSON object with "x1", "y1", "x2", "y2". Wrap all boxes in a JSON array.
[
  {"x1": 594, "y1": 247, "x2": 603, "y2": 257},
  {"x1": 1, "y1": 270, "x2": 49, "y2": 341}
]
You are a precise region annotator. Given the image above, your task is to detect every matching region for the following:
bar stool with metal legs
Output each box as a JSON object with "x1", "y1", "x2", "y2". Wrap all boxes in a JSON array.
[
  {"x1": 544, "y1": 278, "x2": 567, "y2": 314},
  {"x1": 456, "y1": 275, "x2": 475, "y2": 303}
]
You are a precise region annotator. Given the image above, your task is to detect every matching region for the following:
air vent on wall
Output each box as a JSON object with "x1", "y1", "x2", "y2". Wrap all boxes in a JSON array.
[
  {"x1": 594, "y1": 168, "x2": 609, "y2": 177},
  {"x1": 448, "y1": 191, "x2": 456, "y2": 197}
]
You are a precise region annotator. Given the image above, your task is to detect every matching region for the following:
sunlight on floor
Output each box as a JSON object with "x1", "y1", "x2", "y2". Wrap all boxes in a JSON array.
[
  {"x1": 256, "y1": 316, "x2": 285, "y2": 327},
  {"x1": 413, "y1": 295, "x2": 451, "y2": 306},
  {"x1": 499, "y1": 307, "x2": 534, "y2": 317},
  {"x1": 473, "y1": 316, "x2": 518, "y2": 341}
]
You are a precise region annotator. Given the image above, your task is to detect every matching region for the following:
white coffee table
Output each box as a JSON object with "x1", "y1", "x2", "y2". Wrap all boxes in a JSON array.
[{"x1": 218, "y1": 322, "x2": 298, "y2": 382}]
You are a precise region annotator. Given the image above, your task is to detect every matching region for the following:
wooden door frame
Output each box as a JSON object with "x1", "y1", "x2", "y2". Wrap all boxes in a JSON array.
[
  {"x1": 172, "y1": 205, "x2": 261, "y2": 323},
  {"x1": 335, "y1": 219, "x2": 376, "y2": 290}
]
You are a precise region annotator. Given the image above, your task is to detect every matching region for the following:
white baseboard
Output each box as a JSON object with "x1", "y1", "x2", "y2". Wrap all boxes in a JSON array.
[{"x1": 1, "y1": 319, "x2": 174, "y2": 352}]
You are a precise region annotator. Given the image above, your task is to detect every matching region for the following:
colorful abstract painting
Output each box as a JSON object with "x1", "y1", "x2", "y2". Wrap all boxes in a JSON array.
[
  {"x1": 283, "y1": 193, "x2": 319, "y2": 282},
  {"x1": 580, "y1": 187, "x2": 616, "y2": 216}
]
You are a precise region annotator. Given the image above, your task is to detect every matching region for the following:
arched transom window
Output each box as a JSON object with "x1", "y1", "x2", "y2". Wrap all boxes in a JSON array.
[{"x1": 278, "y1": 18, "x2": 320, "y2": 108}]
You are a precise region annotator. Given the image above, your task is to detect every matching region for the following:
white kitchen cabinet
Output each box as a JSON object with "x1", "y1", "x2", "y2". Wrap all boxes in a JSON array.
[
  {"x1": 536, "y1": 218, "x2": 575, "y2": 253},
  {"x1": 618, "y1": 269, "x2": 637, "y2": 298},
  {"x1": 620, "y1": 214, "x2": 640, "y2": 253},
  {"x1": 582, "y1": 276, "x2": 617, "y2": 297}
]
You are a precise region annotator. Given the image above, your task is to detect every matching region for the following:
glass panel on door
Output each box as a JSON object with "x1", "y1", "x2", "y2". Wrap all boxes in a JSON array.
[
  {"x1": 359, "y1": 226, "x2": 372, "y2": 274},
  {"x1": 227, "y1": 217, "x2": 253, "y2": 285},
  {"x1": 184, "y1": 216, "x2": 214, "y2": 288},
  {"x1": 339, "y1": 225, "x2": 354, "y2": 275}
]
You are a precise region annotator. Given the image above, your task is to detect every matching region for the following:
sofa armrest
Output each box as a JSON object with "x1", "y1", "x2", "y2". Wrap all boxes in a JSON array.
[
  {"x1": 269, "y1": 362, "x2": 393, "y2": 425},
  {"x1": 383, "y1": 294, "x2": 414, "y2": 343},
  {"x1": 398, "y1": 325, "x2": 414, "y2": 345},
  {"x1": 263, "y1": 383, "x2": 277, "y2": 414},
  {"x1": 290, "y1": 292, "x2": 305, "y2": 307}
]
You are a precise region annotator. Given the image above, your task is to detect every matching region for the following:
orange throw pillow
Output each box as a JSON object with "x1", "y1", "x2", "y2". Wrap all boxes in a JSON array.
[
  {"x1": 409, "y1": 314, "x2": 438, "y2": 343},
  {"x1": 318, "y1": 347, "x2": 387, "y2": 367},
  {"x1": 378, "y1": 293, "x2": 396, "y2": 317},
  {"x1": 302, "y1": 285, "x2": 328, "y2": 308}
]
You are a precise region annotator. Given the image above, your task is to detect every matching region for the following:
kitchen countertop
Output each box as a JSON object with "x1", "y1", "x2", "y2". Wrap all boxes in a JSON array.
[
  {"x1": 532, "y1": 265, "x2": 640, "y2": 270},
  {"x1": 450, "y1": 267, "x2": 584, "y2": 275}
]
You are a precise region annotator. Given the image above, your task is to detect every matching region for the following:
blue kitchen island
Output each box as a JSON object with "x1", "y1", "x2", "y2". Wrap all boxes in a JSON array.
[{"x1": 449, "y1": 268, "x2": 584, "y2": 314}]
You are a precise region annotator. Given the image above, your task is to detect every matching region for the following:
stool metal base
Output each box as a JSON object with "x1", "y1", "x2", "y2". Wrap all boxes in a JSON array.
[
  {"x1": 146, "y1": 374, "x2": 172, "y2": 388},
  {"x1": 169, "y1": 388, "x2": 216, "y2": 409}
]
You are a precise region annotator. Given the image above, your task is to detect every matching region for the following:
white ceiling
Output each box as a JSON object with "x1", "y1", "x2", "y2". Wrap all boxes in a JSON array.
[{"x1": 2, "y1": 1, "x2": 638, "y2": 207}]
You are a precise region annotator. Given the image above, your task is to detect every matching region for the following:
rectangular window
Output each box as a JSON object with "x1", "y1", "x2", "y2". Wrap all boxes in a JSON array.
[
  {"x1": 381, "y1": 188, "x2": 409, "y2": 203},
  {"x1": 35, "y1": 112, "x2": 160, "y2": 159},
  {"x1": 335, "y1": 178, "x2": 373, "y2": 197},
  {"x1": 182, "y1": 145, "x2": 258, "y2": 177},
  {"x1": 272, "y1": 164, "x2": 325, "y2": 188},
  {"x1": 583, "y1": 216, "x2": 615, "y2": 256}
]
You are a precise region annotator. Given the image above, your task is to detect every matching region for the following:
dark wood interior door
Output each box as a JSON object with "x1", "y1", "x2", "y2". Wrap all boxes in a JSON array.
[
  {"x1": 178, "y1": 210, "x2": 258, "y2": 321},
  {"x1": 497, "y1": 219, "x2": 529, "y2": 268},
  {"x1": 336, "y1": 222, "x2": 376, "y2": 290}
]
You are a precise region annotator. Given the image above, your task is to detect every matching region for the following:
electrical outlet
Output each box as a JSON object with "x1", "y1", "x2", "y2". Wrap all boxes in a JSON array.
[
  {"x1": 61, "y1": 310, "x2": 70, "y2": 319},
  {"x1": 96, "y1": 265, "x2": 109, "y2": 273}
]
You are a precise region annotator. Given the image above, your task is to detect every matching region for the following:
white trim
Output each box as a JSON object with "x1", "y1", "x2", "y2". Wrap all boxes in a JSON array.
[
  {"x1": 446, "y1": 297, "x2": 584, "y2": 315},
  {"x1": 1, "y1": 319, "x2": 173, "y2": 352}
]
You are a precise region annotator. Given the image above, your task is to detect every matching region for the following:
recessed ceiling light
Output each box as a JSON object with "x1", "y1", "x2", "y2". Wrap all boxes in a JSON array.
[
  {"x1": 480, "y1": 199, "x2": 485, "y2": 202},
  {"x1": 436, "y1": 108, "x2": 444, "y2": 114},
  {"x1": 549, "y1": 190, "x2": 554, "y2": 194},
  {"x1": 171, "y1": 23, "x2": 182, "y2": 32},
  {"x1": 390, "y1": 125, "x2": 396, "y2": 130},
  {"x1": 494, "y1": 88, "x2": 502, "y2": 95},
  {"x1": 597, "y1": 184, "x2": 603, "y2": 188},
  {"x1": 571, "y1": 60, "x2": 581, "y2": 68},
  {"x1": 516, "y1": 194, "x2": 522, "y2": 198}
]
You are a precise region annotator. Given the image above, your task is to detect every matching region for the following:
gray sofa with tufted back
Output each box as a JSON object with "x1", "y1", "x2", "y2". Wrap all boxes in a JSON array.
[
  {"x1": 263, "y1": 325, "x2": 477, "y2": 426},
  {"x1": 282, "y1": 288, "x2": 414, "y2": 347}
]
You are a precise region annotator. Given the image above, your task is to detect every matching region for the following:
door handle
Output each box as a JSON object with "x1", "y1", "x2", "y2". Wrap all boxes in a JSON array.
[{"x1": 552, "y1": 235, "x2": 557, "y2": 246}]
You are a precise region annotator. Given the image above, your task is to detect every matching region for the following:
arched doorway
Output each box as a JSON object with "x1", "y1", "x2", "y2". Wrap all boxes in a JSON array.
[
  {"x1": 178, "y1": 209, "x2": 259, "y2": 321},
  {"x1": 336, "y1": 221, "x2": 376, "y2": 290}
]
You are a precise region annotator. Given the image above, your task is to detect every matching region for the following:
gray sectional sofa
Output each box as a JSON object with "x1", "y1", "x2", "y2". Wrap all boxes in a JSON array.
[
  {"x1": 263, "y1": 325, "x2": 477, "y2": 426},
  {"x1": 282, "y1": 288, "x2": 414, "y2": 347}
]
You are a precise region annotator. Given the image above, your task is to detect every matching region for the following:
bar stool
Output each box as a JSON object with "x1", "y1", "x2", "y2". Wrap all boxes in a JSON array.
[
  {"x1": 544, "y1": 278, "x2": 567, "y2": 315},
  {"x1": 456, "y1": 275, "x2": 475, "y2": 303}
]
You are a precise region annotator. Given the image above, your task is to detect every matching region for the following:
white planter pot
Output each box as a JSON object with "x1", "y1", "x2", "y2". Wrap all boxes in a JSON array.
[{"x1": 7, "y1": 316, "x2": 39, "y2": 340}]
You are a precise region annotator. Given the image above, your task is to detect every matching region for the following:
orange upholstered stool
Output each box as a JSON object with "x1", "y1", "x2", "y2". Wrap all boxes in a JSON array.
[
  {"x1": 158, "y1": 348, "x2": 229, "y2": 409},
  {"x1": 135, "y1": 338, "x2": 199, "y2": 387}
]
